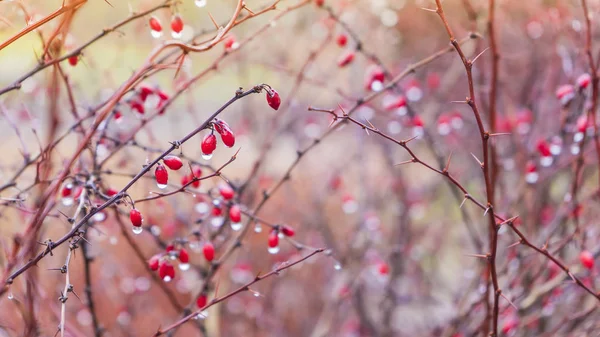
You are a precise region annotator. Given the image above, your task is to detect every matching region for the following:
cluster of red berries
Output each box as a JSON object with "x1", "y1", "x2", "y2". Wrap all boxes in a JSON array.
[
  {"x1": 267, "y1": 225, "x2": 295, "y2": 254},
  {"x1": 149, "y1": 15, "x2": 184, "y2": 39}
]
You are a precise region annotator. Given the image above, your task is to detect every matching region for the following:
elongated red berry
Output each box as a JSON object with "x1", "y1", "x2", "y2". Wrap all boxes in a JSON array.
[
  {"x1": 268, "y1": 230, "x2": 279, "y2": 248},
  {"x1": 192, "y1": 167, "x2": 202, "y2": 188},
  {"x1": 580, "y1": 250, "x2": 594, "y2": 270},
  {"x1": 212, "y1": 205, "x2": 222, "y2": 216},
  {"x1": 338, "y1": 51, "x2": 355, "y2": 67},
  {"x1": 577, "y1": 73, "x2": 591, "y2": 89},
  {"x1": 266, "y1": 89, "x2": 281, "y2": 110},
  {"x1": 378, "y1": 262, "x2": 389, "y2": 275},
  {"x1": 148, "y1": 255, "x2": 160, "y2": 271},
  {"x1": 61, "y1": 184, "x2": 73, "y2": 197},
  {"x1": 155, "y1": 163, "x2": 168, "y2": 188},
  {"x1": 131, "y1": 101, "x2": 144, "y2": 114},
  {"x1": 203, "y1": 242, "x2": 215, "y2": 262},
  {"x1": 214, "y1": 120, "x2": 235, "y2": 147},
  {"x1": 181, "y1": 174, "x2": 191, "y2": 186},
  {"x1": 163, "y1": 155, "x2": 183, "y2": 170},
  {"x1": 201, "y1": 134, "x2": 217, "y2": 156},
  {"x1": 106, "y1": 188, "x2": 118, "y2": 196},
  {"x1": 281, "y1": 225, "x2": 295, "y2": 237},
  {"x1": 179, "y1": 248, "x2": 189, "y2": 263},
  {"x1": 229, "y1": 204, "x2": 241, "y2": 223},
  {"x1": 537, "y1": 139, "x2": 551, "y2": 157},
  {"x1": 130, "y1": 209, "x2": 143, "y2": 227},
  {"x1": 336, "y1": 34, "x2": 348, "y2": 47},
  {"x1": 219, "y1": 184, "x2": 235, "y2": 200},
  {"x1": 315, "y1": 0, "x2": 324, "y2": 6},
  {"x1": 149, "y1": 16, "x2": 162, "y2": 32},
  {"x1": 68, "y1": 55, "x2": 78, "y2": 66},
  {"x1": 196, "y1": 293, "x2": 208, "y2": 308},
  {"x1": 165, "y1": 244, "x2": 175, "y2": 253},
  {"x1": 158, "y1": 261, "x2": 175, "y2": 282},
  {"x1": 171, "y1": 15, "x2": 184, "y2": 36}
]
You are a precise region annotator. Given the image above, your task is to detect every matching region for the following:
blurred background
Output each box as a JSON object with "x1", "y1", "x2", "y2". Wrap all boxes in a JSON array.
[{"x1": 1, "y1": 0, "x2": 600, "y2": 336}]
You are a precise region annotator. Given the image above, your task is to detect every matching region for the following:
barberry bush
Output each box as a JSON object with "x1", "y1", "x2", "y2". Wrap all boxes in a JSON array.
[{"x1": 1, "y1": 0, "x2": 600, "y2": 336}]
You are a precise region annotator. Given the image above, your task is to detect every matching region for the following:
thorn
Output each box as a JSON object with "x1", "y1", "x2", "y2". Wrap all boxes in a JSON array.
[
  {"x1": 500, "y1": 216, "x2": 519, "y2": 226},
  {"x1": 444, "y1": 151, "x2": 453, "y2": 172},
  {"x1": 337, "y1": 104, "x2": 348, "y2": 116},
  {"x1": 483, "y1": 207, "x2": 490, "y2": 217},
  {"x1": 463, "y1": 253, "x2": 488, "y2": 259},
  {"x1": 365, "y1": 118, "x2": 376, "y2": 130},
  {"x1": 460, "y1": 195, "x2": 469, "y2": 208},
  {"x1": 470, "y1": 153, "x2": 483, "y2": 166},
  {"x1": 500, "y1": 292, "x2": 518, "y2": 310},
  {"x1": 404, "y1": 135, "x2": 418, "y2": 144},
  {"x1": 394, "y1": 159, "x2": 414, "y2": 167},
  {"x1": 232, "y1": 147, "x2": 241, "y2": 159},
  {"x1": 489, "y1": 132, "x2": 511, "y2": 137},
  {"x1": 506, "y1": 240, "x2": 521, "y2": 249},
  {"x1": 420, "y1": 7, "x2": 438, "y2": 12},
  {"x1": 207, "y1": 12, "x2": 220, "y2": 30},
  {"x1": 471, "y1": 47, "x2": 490, "y2": 64},
  {"x1": 450, "y1": 100, "x2": 468, "y2": 104}
]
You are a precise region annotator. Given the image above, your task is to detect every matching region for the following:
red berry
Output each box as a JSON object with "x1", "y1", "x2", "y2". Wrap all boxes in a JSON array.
[
  {"x1": 181, "y1": 174, "x2": 191, "y2": 186},
  {"x1": 157, "y1": 90, "x2": 169, "y2": 101},
  {"x1": 577, "y1": 73, "x2": 591, "y2": 89},
  {"x1": 155, "y1": 163, "x2": 169, "y2": 187},
  {"x1": 179, "y1": 248, "x2": 189, "y2": 263},
  {"x1": 378, "y1": 262, "x2": 389, "y2": 275},
  {"x1": 165, "y1": 244, "x2": 175, "y2": 253},
  {"x1": 229, "y1": 204, "x2": 241, "y2": 223},
  {"x1": 196, "y1": 294, "x2": 208, "y2": 308},
  {"x1": 61, "y1": 185, "x2": 73, "y2": 197},
  {"x1": 73, "y1": 186, "x2": 83, "y2": 199},
  {"x1": 212, "y1": 205, "x2": 223, "y2": 216},
  {"x1": 203, "y1": 242, "x2": 215, "y2": 262},
  {"x1": 315, "y1": 0, "x2": 324, "y2": 6},
  {"x1": 170, "y1": 15, "x2": 184, "y2": 34},
  {"x1": 536, "y1": 139, "x2": 551, "y2": 157},
  {"x1": 106, "y1": 188, "x2": 118, "y2": 196},
  {"x1": 281, "y1": 225, "x2": 295, "y2": 237},
  {"x1": 412, "y1": 115, "x2": 424, "y2": 127},
  {"x1": 580, "y1": 250, "x2": 594, "y2": 270},
  {"x1": 131, "y1": 100, "x2": 145, "y2": 114},
  {"x1": 214, "y1": 120, "x2": 235, "y2": 147},
  {"x1": 138, "y1": 84, "x2": 154, "y2": 102},
  {"x1": 336, "y1": 34, "x2": 348, "y2": 47},
  {"x1": 130, "y1": 209, "x2": 143, "y2": 227},
  {"x1": 266, "y1": 89, "x2": 281, "y2": 110},
  {"x1": 219, "y1": 184, "x2": 235, "y2": 200},
  {"x1": 224, "y1": 35, "x2": 237, "y2": 50},
  {"x1": 268, "y1": 230, "x2": 279, "y2": 248},
  {"x1": 163, "y1": 155, "x2": 183, "y2": 170},
  {"x1": 555, "y1": 84, "x2": 575, "y2": 105},
  {"x1": 158, "y1": 261, "x2": 175, "y2": 282},
  {"x1": 192, "y1": 167, "x2": 202, "y2": 188},
  {"x1": 338, "y1": 51, "x2": 355, "y2": 67},
  {"x1": 148, "y1": 255, "x2": 160, "y2": 271},
  {"x1": 68, "y1": 55, "x2": 78, "y2": 66},
  {"x1": 149, "y1": 16, "x2": 162, "y2": 32},
  {"x1": 201, "y1": 134, "x2": 217, "y2": 155}
]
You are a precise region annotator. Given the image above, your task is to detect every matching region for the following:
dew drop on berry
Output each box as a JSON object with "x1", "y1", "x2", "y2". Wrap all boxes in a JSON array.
[
  {"x1": 93, "y1": 212, "x2": 106, "y2": 222},
  {"x1": 211, "y1": 216, "x2": 224, "y2": 228},
  {"x1": 333, "y1": 262, "x2": 342, "y2": 270},
  {"x1": 195, "y1": 0, "x2": 207, "y2": 7},
  {"x1": 132, "y1": 226, "x2": 143, "y2": 235},
  {"x1": 370, "y1": 80, "x2": 384, "y2": 92},
  {"x1": 571, "y1": 144, "x2": 581, "y2": 155},
  {"x1": 62, "y1": 197, "x2": 74, "y2": 206},
  {"x1": 150, "y1": 30, "x2": 163, "y2": 39},
  {"x1": 157, "y1": 182, "x2": 168, "y2": 189},
  {"x1": 163, "y1": 275, "x2": 172, "y2": 282},
  {"x1": 342, "y1": 200, "x2": 358, "y2": 214},
  {"x1": 171, "y1": 31, "x2": 182, "y2": 39},
  {"x1": 525, "y1": 172, "x2": 539, "y2": 184},
  {"x1": 268, "y1": 246, "x2": 280, "y2": 254},
  {"x1": 254, "y1": 223, "x2": 262, "y2": 233},
  {"x1": 278, "y1": 232, "x2": 284, "y2": 239},
  {"x1": 7, "y1": 293, "x2": 13, "y2": 300},
  {"x1": 201, "y1": 153, "x2": 213, "y2": 160},
  {"x1": 230, "y1": 222, "x2": 242, "y2": 231},
  {"x1": 540, "y1": 156, "x2": 553, "y2": 167},
  {"x1": 179, "y1": 263, "x2": 190, "y2": 271}
]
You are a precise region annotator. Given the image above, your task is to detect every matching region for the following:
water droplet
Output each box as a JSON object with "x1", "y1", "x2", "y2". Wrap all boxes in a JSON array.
[
  {"x1": 93, "y1": 212, "x2": 106, "y2": 222},
  {"x1": 202, "y1": 153, "x2": 213, "y2": 160},
  {"x1": 211, "y1": 217, "x2": 224, "y2": 228},
  {"x1": 179, "y1": 263, "x2": 190, "y2": 271},
  {"x1": 540, "y1": 156, "x2": 553, "y2": 167},
  {"x1": 574, "y1": 132, "x2": 584, "y2": 143},
  {"x1": 267, "y1": 246, "x2": 280, "y2": 254},
  {"x1": 342, "y1": 200, "x2": 358, "y2": 214},
  {"x1": 278, "y1": 232, "x2": 284, "y2": 239},
  {"x1": 151, "y1": 30, "x2": 163, "y2": 39},
  {"x1": 334, "y1": 262, "x2": 342, "y2": 270},
  {"x1": 132, "y1": 226, "x2": 143, "y2": 235},
  {"x1": 150, "y1": 225, "x2": 161, "y2": 236},
  {"x1": 157, "y1": 182, "x2": 168, "y2": 189},
  {"x1": 171, "y1": 31, "x2": 182, "y2": 39},
  {"x1": 230, "y1": 222, "x2": 242, "y2": 231},
  {"x1": 195, "y1": 0, "x2": 207, "y2": 7},
  {"x1": 195, "y1": 202, "x2": 209, "y2": 214},
  {"x1": 109, "y1": 237, "x2": 118, "y2": 245},
  {"x1": 62, "y1": 197, "x2": 74, "y2": 206},
  {"x1": 7, "y1": 293, "x2": 13, "y2": 300},
  {"x1": 163, "y1": 276, "x2": 172, "y2": 282},
  {"x1": 253, "y1": 291, "x2": 260, "y2": 297},
  {"x1": 254, "y1": 223, "x2": 262, "y2": 233},
  {"x1": 370, "y1": 80, "x2": 384, "y2": 92},
  {"x1": 525, "y1": 172, "x2": 539, "y2": 184},
  {"x1": 571, "y1": 144, "x2": 581, "y2": 155}
]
